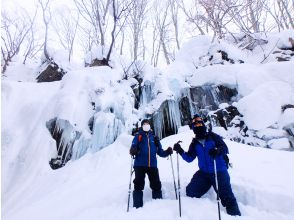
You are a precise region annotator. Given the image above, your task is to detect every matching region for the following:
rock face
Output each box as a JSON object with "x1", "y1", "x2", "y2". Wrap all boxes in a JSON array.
[
  {"x1": 210, "y1": 105, "x2": 244, "y2": 130},
  {"x1": 47, "y1": 118, "x2": 81, "y2": 169},
  {"x1": 189, "y1": 85, "x2": 238, "y2": 112},
  {"x1": 36, "y1": 60, "x2": 66, "y2": 83},
  {"x1": 143, "y1": 83, "x2": 292, "y2": 151},
  {"x1": 149, "y1": 85, "x2": 238, "y2": 139}
]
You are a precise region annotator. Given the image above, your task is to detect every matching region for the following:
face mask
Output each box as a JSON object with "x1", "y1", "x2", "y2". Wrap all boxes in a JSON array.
[
  {"x1": 142, "y1": 124, "x2": 151, "y2": 132},
  {"x1": 193, "y1": 126, "x2": 207, "y2": 139}
]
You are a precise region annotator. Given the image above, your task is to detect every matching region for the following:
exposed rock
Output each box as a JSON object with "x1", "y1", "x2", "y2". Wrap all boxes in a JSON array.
[
  {"x1": 209, "y1": 105, "x2": 241, "y2": 130},
  {"x1": 273, "y1": 50, "x2": 294, "y2": 62},
  {"x1": 47, "y1": 118, "x2": 81, "y2": 169},
  {"x1": 179, "y1": 96, "x2": 192, "y2": 126},
  {"x1": 189, "y1": 85, "x2": 238, "y2": 112},
  {"x1": 131, "y1": 76, "x2": 143, "y2": 109},
  {"x1": 237, "y1": 35, "x2": 268, "y2": 51},
  {"x1": 141, "y1": 85, "x2": 238, "y2": 139},
  {"x1": 279, "y1": 37, "x2": 294, "y2": 51},
  {"x1": 85, "y1": 58, "x2": 109, "y2": 67},
  {"x1": 36, "y1": 60, "x2": 66, "y2": 83},
  {"x1": 282, "y1": 104, "x2": 294, "y2": 112},
  {"x1": 151, "y1": 100, "x2": 181, "y2": 139},
  {"x1": 200, "y1": 50, "x2": 244, "y2": 67}
]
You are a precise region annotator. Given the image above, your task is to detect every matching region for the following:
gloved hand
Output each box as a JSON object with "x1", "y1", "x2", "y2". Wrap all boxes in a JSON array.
[
  {"x1": 209, "y1": 148, "x2": 221, "y2": 158},
  {"x1": 173, "y1": 141, "x2": 184, "y2": 155},
  {"x1": 130, "y1": 147, "x2": 138, "y2": 156},
  {"x1": 165, "y1": 147, "x2": 173, "y2": 155}
]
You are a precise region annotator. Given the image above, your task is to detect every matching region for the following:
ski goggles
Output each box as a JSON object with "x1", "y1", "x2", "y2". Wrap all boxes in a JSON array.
[{"x1": 191, "y1": 117, "x2": 204, "y2": 127}]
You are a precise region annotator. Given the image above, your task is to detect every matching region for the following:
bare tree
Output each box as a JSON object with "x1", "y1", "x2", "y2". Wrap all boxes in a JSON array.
[
  {"x1": 277, "y1": 0, "x2": 294, "y2": 29},
  {"x1": 154, "y1": 0, "x2": 172, "y2": 65},
  {"x1": 39, "y1": 0, "x2": 52, "y2": 60},
  {"x1": 119, "y1": 29, "x2": 125, "y2": 55},
  {"x1": 22, "y1": 8, "x2": 43, "y2": 64},
  {"x1": 106, "y1": 0, "x2": 134, "y2": 65},
  {"x1": 73, "y1": 0, "x2": 111, "y2": 47},
  {"x1": 52, "y1": 8, "x2": 80, "y2": 62},
  {"x1": 247, "y1": 0, "x2": 262, "y2": 32},
  {"x1": 78, "y1": 26, "x2": 95, "y2": 55},
  {"x1": 264, "y1": 0, "x2": 294, "y2": 31},
  {"x1": 197, "y1": 0, "x2": 237, "y2": 39},
  {"x1": 129, "y1": 0, "x2": 148, "y2": 61},
  {"x1": 177, "y1": 0, "x2": 206, "y2": 35},
  {"x1": 1, "y1": 10, "x2": 32, "y2": 73},
  {"x1": 150, "y1": 20, "x2": 161, "y2": 66},
  {"x1": 264, "y1": 1, "x2": 284, "y2": 31},
  {"x1": 169, "y1": 0, "x2": 181, "y2": 49}
]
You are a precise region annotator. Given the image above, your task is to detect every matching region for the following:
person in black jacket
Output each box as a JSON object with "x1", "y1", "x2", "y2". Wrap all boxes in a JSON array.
[{"x1": 130, "y1": 119, "x2": 173, "y2": 208}]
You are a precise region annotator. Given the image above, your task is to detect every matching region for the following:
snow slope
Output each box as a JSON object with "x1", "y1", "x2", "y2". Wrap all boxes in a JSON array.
[{"x1": 2, "y1": 130, "x2": 294, "y2": 220}]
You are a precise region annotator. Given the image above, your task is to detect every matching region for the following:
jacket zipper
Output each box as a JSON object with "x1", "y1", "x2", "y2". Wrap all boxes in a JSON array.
[
  {"x1": 199, "y1": 140, "x2": 209, "y2": 172},
  {"x1": 147, "y1": 133, "x2": 150, "y2": 167}
]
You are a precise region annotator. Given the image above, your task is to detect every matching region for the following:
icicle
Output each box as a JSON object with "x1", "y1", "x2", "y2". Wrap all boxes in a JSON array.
[
  {"x1": 71, "y1": 133, "x2": 92, "y2": 160},
  {"x1": 91, "y1": 112, "x2": 123, "y2": 151},
  {"x1": 152, "y1": 100, "x2": 181, "y2": 139},
  {"x1": 140, "y1": 80, "x2": 154, "y2": 106},
  {"x1": 48, "y1": 118, "x2": 81, "y2": 164}
]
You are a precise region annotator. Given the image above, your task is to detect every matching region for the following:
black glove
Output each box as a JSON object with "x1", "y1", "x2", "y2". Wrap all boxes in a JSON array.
[
  {"x1": 173, "y1": 142, "x2": 184, "y2": 155},
  {"x1": 209, "y1": 148, "x2": 221, "y2": 158},
  {"x1": 165, "y1": 147, "x2": 173, "y2": 155},
  {"x1": 130, "y1": 147, "x2": 138, "y2": 156}
]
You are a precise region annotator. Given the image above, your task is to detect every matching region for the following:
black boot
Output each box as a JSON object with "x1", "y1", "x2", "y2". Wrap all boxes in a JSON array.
[
  {"x1": 152, "y1": 190, "x2": 162, "y2": 199},
  {"x1": 133, "y1": 190, "x2": 143, "y2": 208},
  {"x1": 226, "y1": 204, "x2": 241, "y2": 216}
]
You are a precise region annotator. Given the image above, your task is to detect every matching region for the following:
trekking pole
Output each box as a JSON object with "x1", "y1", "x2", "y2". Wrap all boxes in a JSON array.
[
  {"x1": 127, "y1": 157, "x2": 134, "y2": 212},
  {"x1": 213, "y1": 159, "x2": 222, "y2": 220},
  {"x1": 177, "y1": 153, "x2": 182, "y2": 217},
  {"x1": 170, "y1": 154, "x2": 178, "y2": 200}
]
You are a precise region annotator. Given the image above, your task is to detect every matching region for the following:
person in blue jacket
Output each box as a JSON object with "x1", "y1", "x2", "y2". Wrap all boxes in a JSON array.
[
  {"x1": 130, "y1": 119, "x2": 173, "y2": 208},
  {"x1": 173, "y1": 114, "x2": 241, "y2": 216}
]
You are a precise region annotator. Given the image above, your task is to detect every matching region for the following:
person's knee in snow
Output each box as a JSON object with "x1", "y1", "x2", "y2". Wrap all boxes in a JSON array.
[{"x1": 173, "y1": 115, "x2": 241, "y2": 216}]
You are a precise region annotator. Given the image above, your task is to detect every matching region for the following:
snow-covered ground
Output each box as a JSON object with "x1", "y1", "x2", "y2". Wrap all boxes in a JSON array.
[
  {"x1": 2, "y1": 31, "x2": 294, "y2": 220},
  {"x1": 2, "y1": 130, "x2": 294, "y2": 220}
]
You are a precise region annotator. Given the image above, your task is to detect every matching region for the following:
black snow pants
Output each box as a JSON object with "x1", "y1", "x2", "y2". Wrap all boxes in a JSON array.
[{"x1": 133, "y1": 166, "x2": 162, "y2": 208}]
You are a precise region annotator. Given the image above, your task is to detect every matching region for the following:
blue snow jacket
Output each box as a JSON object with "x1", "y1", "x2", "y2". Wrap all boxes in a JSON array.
[
  {"x1": 181, "y1": 132, "x2": 229, "y2": 173},
  {"x1": 130, "y1": 128, "x2": 169, "y2": 168}
]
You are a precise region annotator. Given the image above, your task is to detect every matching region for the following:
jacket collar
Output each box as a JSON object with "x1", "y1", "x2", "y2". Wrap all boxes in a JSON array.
[{"x1": 138, "y1": 127, "x2": 153, "y2": 135}]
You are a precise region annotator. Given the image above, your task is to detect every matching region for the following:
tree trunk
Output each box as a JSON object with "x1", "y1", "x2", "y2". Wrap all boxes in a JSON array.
[
  {"x1": 106, "y1": 0, "x2": 117, "y2": 64},
  {"x1": 161, "y1": 35, "x2": 170, "y2": 65}
]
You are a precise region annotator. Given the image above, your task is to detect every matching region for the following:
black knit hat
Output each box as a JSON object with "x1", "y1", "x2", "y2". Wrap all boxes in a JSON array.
[{"x1": 141, "y1": 119, "x2": 151, "y2": 126}]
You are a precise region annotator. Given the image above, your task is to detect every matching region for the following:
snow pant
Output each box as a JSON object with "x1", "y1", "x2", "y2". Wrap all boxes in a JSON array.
[
  {"x1": 186, "y1": 170, "x2": 241, "y2": 216},
  {"x1": 133, "y1": 166, "x2": 162, "y2": 208}
]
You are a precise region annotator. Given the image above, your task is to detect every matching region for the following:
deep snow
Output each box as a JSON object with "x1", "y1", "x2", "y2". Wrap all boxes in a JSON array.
[{"x1": 2, "y1": 131, "x2": 294, "y2": 220}]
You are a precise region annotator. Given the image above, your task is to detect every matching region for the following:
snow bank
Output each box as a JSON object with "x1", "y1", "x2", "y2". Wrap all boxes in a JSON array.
[
  {"x1": 2, "y1": 80, "x2": 60, "y2": 202},
  {"x1": 237, "y1": 81, "x2": 294, "y2": 130}
]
